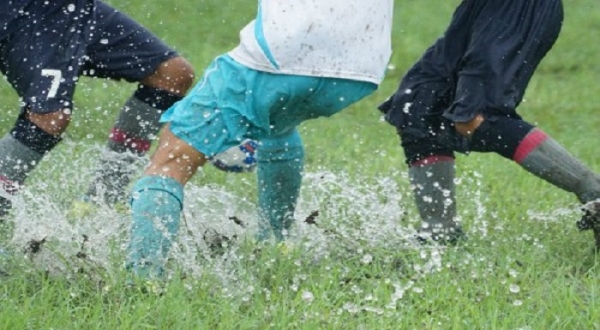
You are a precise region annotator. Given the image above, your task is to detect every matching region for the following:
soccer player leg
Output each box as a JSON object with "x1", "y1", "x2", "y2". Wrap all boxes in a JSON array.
[
  {"x1": 126, "y1": 126, "x2": 206, "y2": 278},
  {"x1": 256, "y1": 130, "x2": 304, "y2": 242},
  {"x1": 379, "y1": 80, "x2": 462, "y2": 243},
  {"x1": 466, "y1": 116, "x2": 600, "y2": 225},
  {"x1": 85, "y1": 73, "x2": 192, "y2": 205},
  {"x1": 376, "y1": 4, "x2": 481, "y2": 243},
  {"x1": 454, "y1": 0, "x2": 600, "y2": 240},
  {"x1": 0, "y1": 2, "x2": 89, "y2": 216},
  {"x1": 404, "y1": 130, "x2": 461, "y2": 243},
  {"x1": 0, "y1": 112, "x2": 66, "y2": 217},
  {"x1": 82, "y1": 2, "x2": 195, "y2": 205}
]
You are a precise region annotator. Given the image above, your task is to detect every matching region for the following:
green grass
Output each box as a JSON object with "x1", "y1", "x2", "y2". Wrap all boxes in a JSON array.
[{"x1": 1, "y1": 0, "x2": 600, "y2": 329}]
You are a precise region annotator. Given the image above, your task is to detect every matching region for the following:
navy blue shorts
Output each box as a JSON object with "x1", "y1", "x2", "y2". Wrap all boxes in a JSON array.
[
  {"x1": 0, "y1": 0, "x2": 178, "y2": 114},
  {"x1": 379, "y1": 0, "x2": 563, "y2": 162}
]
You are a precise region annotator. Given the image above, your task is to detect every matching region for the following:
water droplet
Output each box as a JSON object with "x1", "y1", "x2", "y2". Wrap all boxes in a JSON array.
[
  {"x1": 301, "y1": 291, "x2": 314, "y2": 303},
  {"x1": 360, "y1": 254, "x2": 373, "y2": 264},
  {"x1": 509, "y1": 284, "x2": 520, "y2": 293}
]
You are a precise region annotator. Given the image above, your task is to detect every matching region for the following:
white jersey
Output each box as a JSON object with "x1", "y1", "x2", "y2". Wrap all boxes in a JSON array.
[{"x1": 229, "y1": 0, "x2": 393, "y2": 84}]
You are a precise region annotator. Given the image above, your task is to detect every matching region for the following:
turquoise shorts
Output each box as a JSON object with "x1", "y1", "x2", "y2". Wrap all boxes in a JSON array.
[{"x1": 161, "y1": 55, "x2": 377, "y2": 157}]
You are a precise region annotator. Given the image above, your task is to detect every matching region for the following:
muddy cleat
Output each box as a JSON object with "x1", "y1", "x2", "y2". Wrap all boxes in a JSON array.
[{"x1": 577, "y1": 200, "x2": 600, "y2": 250}]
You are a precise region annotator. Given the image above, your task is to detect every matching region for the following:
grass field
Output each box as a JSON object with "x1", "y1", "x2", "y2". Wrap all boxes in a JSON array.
[{"x1": 1, "y1": 0, "x2": 600, "y2": 329}]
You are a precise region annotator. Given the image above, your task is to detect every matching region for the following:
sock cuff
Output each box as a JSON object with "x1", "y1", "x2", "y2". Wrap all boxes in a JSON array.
[
  {"x1": 109, "y1": 92, "x2": 170, "y2": 153},
  {"x1": 131, "y1": 175, "x2": 184, "y2": 210},
  {"x1": 11, "y1": 114, "x2": 62, "y2": 154},
  {"x1": 513, "y1": 129, "x2": 549, "y2": 164},
  {"x1": 134, "y1": 85, "x2": 183, "y2": 111},
  {"x1": 469, "y1": 117, "x2": 535, "y2": 159},
  {"x1": 410, "y1": 155, "x2": 455, "y2": 168},
  {"x1": 109, "y1": 127, "x2": 152, "y2": 154}
]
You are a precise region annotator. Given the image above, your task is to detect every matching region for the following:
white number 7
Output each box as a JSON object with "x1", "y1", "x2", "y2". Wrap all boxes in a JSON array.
[{"x1": 41, "y1": 69, "x2": 62, "y2": 99}]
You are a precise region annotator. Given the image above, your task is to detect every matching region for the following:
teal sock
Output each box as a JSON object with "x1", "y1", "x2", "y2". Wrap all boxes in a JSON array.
[
  {"x1": 126, "y1": 175, "x2": 184, "y2": 278},
  {"x1": 256, "y1": 130, "x2": 304, "y2": 241}
]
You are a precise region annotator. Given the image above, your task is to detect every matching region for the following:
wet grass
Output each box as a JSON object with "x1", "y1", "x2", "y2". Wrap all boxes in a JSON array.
[{"x1": 1, "y1": 0, "x2": 600, "y2": 328}]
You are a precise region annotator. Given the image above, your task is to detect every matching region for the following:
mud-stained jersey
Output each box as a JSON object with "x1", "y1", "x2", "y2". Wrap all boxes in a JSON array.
[{"x1": 229, "y1": 0, "x2": 393, "y2": 84}]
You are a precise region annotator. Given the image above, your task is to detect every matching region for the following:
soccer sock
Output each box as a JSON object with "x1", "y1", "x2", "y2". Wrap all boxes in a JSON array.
[
  {"x1": 127, "y1": 175, "x2": 183, "y2": 278},
  {"x1": 256, "y1": 131, "x2": 305, "y2": 241},
  {"x1": 0, "y1": 135, "x2": 41, "y2": 215},
  {"x1": 85, "y1": 85, "x2": 182, "y2": 204},
  {"x1": 514, "y1": 129, "x2": 600, "y2": 203},
  {"x1": 0, "y1": 116, "x2": 62, "y2": 215},
  {"x1": 470, "y1": 117, "x2": 600, "y2": 203},
  {"x1": 408, "y1": 155, "x2": 458, "y2": 239}
]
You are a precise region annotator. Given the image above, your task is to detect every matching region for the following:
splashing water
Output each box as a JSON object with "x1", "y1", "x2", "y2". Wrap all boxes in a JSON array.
[
  {"x1": 2, "y1": 138, "x2": 578, "y2": 310},
  {"x1": 2, "y1": 140, "x2": 433, "y2": 277}
]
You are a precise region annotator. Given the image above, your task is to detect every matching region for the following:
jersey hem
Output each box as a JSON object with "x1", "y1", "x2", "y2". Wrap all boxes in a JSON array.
[{"x1": 228, "y1": 52, "x2": 384, "y2": 85}]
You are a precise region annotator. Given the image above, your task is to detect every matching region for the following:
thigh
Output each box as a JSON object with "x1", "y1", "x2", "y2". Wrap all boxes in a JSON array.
[
  {"x1": 380, "y1": 0, "x2": 475, "y2": 137},
  {"x1": 0, "y1": 1, "x2": 94, "y2": 113},
  {"x1": 160, "y1": 56, "x2": 260, "y2": 158},
  {"x1": 81, "y1": 1, "x2": 178, "y2": 82},
  {"x1": 300, "y1": 77, "x2": 377, "y2": 117},
  {"x1": 0, "y1": 1, "x2": 24, "y2": 40},
  {"x1": 400, "y1": 0, "x2": 475, "y2": 93},
  {"x1": 445, "y1": 0, "x2": 563, "y2": 122},
  {"x1": 164, "y1": 55, "x2": 375, "y2": 156},
  {"x1": 254, "y1": 74, "x2": 377, "y2": 136}
]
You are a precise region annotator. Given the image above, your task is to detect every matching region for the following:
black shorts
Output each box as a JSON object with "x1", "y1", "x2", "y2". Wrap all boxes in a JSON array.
[
  {"x1": 0, "y1": 0, "x2": 179, "y2": 114},
  {"x1": 382, "y1": 0, "x2": 563, "y2": 128},
  {"x1": 379, "y1": 0, "x2": 563, "y2": 161}
]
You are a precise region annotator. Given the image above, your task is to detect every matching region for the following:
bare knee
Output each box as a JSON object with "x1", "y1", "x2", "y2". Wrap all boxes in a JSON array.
[
  {"x1": 141, "y1": 56, "x2": 195, "y2": 96},
  {"x1": 26, "y1": 110, "x2": 72, "y2": 136},
  {"x1": 144, "y1": 126, "x2": 206, "y2": 184},
  {"x1": 454, "y1": 114, "x2": 485, "y2": 137}
]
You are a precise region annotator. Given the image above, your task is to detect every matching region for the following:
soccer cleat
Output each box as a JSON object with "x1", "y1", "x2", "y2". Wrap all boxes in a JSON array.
[{"x1": 210, "y1": 139, "x2": 258, "y2": 173}]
